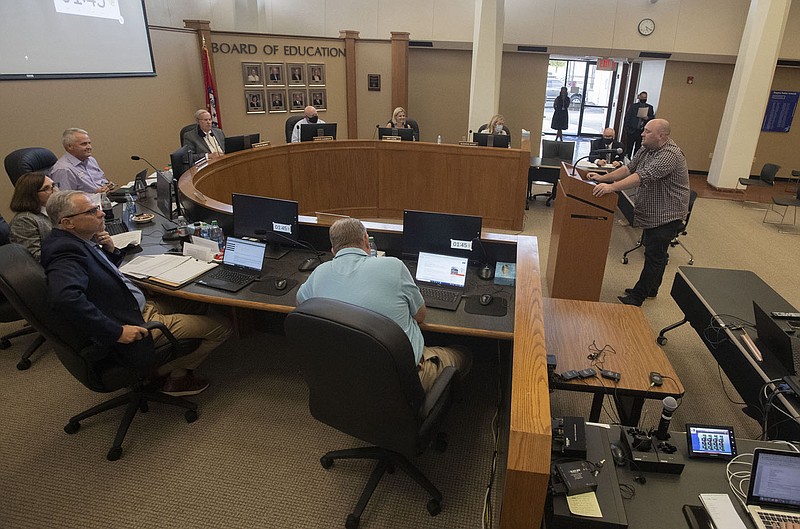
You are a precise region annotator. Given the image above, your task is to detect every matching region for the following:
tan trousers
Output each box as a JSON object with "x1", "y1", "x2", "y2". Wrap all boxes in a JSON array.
[
  {"x1": 417, "y1": 345, "x2": 472, "y2": 393},
  {"x1": 141, "y1": 297, "x2": 232, "y2": 376}
]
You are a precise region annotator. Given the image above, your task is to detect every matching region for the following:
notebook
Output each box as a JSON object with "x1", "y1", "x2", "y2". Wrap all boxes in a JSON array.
[
  {"x1": 196, "y1": 237, "x2": 266, "y2": 293},
  {"x1": 414, "y1": 252, "x2": 468, "y2": 311},
  {"x1": 753, "y1": 301, "x2": 799, "y2": 375},
  {"x1": 745, "y1": 448, "x2": 800, "y2": 529}
]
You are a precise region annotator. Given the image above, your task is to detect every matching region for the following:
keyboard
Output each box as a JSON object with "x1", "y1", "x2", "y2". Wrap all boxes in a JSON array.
[
  {"x1": 105, "y1": 220, "x2": 129, "y2": 235},
  {"x1": 204, "y1": 268, "x2": 256, "y2": 286},
  {"x1": 419, "y1": 286, "x2": 461, "y2": 304},
  {"x1": 758, "y1": 511, "x2": 800, "y2": 528}
]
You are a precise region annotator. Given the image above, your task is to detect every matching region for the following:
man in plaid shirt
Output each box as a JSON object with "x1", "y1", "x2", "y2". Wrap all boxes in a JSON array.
[{"x1": 587, "y1": 119, "x2": 690, "y2": 306}]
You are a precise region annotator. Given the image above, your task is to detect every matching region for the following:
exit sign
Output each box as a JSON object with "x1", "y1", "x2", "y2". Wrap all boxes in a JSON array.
[{"x1": 597, "y1": 58, "x2": 616, "y2": 71}]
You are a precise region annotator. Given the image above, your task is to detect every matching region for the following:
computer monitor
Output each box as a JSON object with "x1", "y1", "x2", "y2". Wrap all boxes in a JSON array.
[
  {"x1": 541, "y1": 140, "x2": 575, "y2": 162},
  {"x1": 232, "y1": 193, "x2": 299, "y2": 259},
  {"x1": 474, "y1": 133, "x2": 511, "y2": 148},
  {"x1": 156, "y1": 169, "x2": 174, "y2": 220},
  {"x1": 225, "y1": 133, "x2": 261, "y2": 154},
  {"x1": 378, "y1": 127, "x2": 415, "y2": 141},
  {"x1": 402, "y1": 209, "x2": 483, "y2": 262},
  {"x1": 299, "y1": 123, "x2": 337, "y2": 142}
]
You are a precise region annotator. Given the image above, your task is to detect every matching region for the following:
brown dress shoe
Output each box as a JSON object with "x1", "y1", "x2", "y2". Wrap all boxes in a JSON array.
[{"x1": 161, "y1": 372, "x2": 209, "y2": 397}]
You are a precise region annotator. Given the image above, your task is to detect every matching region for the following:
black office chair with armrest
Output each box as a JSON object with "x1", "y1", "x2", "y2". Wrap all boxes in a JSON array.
[
  {"x1": 0, "y1": 243, "x2": 201, "y2": 461},
  {"x1": 4, "y1": 147, "x2": 58, "y2": 186},
  {"x1": 285, "y1": 115, "x2": 305, "y2": 143},
  {"x1": 406, "y1": 118, "x2": 420, "y2": 141},
  {"x1": 284, "y1": 298, "x2": 457, "y2": 529},
  {"x1": 736, "y1": 162, "x2": 780, "y2": 208},
  {"x1": 179, "y1": 124, "x2": 196, "y2": 147},
  {"x1": 622, "y1": 189, "x2": 698, "y2": 266},
  {"x1": 527, "y1": 140, "x2": 575, "y2": 208}
]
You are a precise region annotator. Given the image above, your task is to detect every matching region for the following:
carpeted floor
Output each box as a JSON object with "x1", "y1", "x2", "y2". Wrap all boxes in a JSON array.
[{"x1": 1, "y1": 183, "x2": 799, "y2": 528}]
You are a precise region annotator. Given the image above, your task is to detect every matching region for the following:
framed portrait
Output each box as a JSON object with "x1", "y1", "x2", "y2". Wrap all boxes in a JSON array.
[
  {"x1": 245, "y1": 90, "x2": 266, "y2": 114},
  {"x1": 265, "y1": 63, "x2": 285, "y2": 86},
  {"x1": 309, "y1": 89, "x2": 327, "y2": 111},
  {"x1": 268, "y1": 89, "x2": 287, "y2": 113},
  {"x1": 242, "y1": 62, "x2": 263, "y2": 87},
  {"x1": 368, "y1": 73, "x2": 381, "y2": 91},
  {"x1": 289, "y1": 89, "x2": 307, "y2": 112},
  {"x1": 288, "y1": 63, "x2": 305, "y2": 86},
  {"x1": 308, "y1": 64, "x2": 325, "y2": 86}
]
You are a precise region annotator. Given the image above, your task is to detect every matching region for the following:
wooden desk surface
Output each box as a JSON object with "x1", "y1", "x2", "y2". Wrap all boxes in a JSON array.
[{"x1": 544, "y1": 298, "x2": 685, "y2": 397}]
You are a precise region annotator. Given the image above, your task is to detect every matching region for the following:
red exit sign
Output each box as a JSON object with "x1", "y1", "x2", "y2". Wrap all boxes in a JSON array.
[{"x1": 596, "y1": 58, "x2": 616, "y2": 71}]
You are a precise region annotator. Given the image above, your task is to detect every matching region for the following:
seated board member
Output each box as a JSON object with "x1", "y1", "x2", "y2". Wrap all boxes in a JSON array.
[
  {"x1": 9, "y1": 172, "x2": 56, "y2": 261},
  {"x1": 50, "y1": 128, "x2": 115, "y2": 193},
  {"x1": 589, "y1": 128, "x2": 625, "y2": 167},
  {"x1": 295, "y1": 218, "x2": 472, "y2": 393},
  {"x1": 41, "y1": 190, "x2": 232, "y2": 396},
  {"x1": 290, "y1": 106, "x2": 326, "y2": 143},
  {"x1": 386, "y1": 106, "x2": 413, "y2": 130},
  {"x1": 182, "y1": 109, "x2": 225, "y2": 157},
  {"x1": 477, "y1": 114, "x2": 509, "y2": 136}
]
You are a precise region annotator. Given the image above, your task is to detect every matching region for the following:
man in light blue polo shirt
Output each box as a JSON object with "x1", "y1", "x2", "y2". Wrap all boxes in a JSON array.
[{"x1": 296, "y1": 218, "x2": 471, "y2": 392}]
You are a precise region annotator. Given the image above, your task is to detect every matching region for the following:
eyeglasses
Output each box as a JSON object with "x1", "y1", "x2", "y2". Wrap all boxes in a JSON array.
[
  {"x1": 38, "y1": 183, "x2": 59, "y2": 193},
  {"x1": 62, "y1": 206, "x2": 101, "y2": 219}
]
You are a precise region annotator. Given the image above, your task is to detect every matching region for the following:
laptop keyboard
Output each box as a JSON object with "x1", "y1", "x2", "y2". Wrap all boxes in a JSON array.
[
  {"x1": 205, "y1": 268, "x2": 255, "y2": 285},
  {"x1": 106, "y1": 220, "x2": 129, "y2": 235},
  {"x1": 759, "y1": 511, "x2": 800, "y2": 528},
  {"x1": 419, "y1": 286, "x2": 461, "y2": 303}
]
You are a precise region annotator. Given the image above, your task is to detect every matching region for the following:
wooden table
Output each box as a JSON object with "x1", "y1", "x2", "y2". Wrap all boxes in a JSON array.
[{"x1": 545, "y1": 298, "x2": 685, "y2": 425}]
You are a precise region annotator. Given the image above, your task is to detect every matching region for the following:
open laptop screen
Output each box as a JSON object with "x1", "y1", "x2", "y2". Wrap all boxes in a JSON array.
[
  {"x1": 748, "y1": 448, "x2": 800, "y2": 510},
  {"x1": 415, "y1": 252, "x2": 468, "y2": 288},
  {"x1": 222, "y1": 237, "x2": 266, "y2": 271}
]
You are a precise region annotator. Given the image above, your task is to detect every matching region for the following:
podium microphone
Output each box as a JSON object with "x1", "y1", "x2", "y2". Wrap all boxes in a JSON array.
[
  {"x1": 655, "y1": 396, "x2": 678, "y2": 440},
  {"x1": 131, "y1": 155, "x2": 161, "y2": 174},
  {"x1": 571, "y1": 155, "x2": 591, "y2": 176}
]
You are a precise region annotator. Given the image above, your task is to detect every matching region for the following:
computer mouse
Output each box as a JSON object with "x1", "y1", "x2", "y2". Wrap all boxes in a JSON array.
[
  {"x1": 479, "y1": 294, "x2": 493, "y2": 306},
  {"x1": 609, "y1": 442, "x2": 626, "y2": 466},
  {"x1": 478, "y1": 265, "x2": 494, "y2": 280},
  {"x1": 274, "y1": 279, "x2": 288, "y2": 291},
  {"x1": 298, "y1": 257, "x2": 321, "y2": 272}
]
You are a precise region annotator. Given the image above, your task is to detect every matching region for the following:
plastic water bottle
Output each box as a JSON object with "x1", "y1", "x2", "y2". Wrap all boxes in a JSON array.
[
  {"x1": 200, "y1": 222, "x2": 210, "y2": 240},
  {"x1": 176, "y1": 216, "x2": 189, "y2": 237},
  {"x1": 100, "y1": 192, "x2": 114, "y2": 221},
  {"x1": 210, "y1": 220, "x2": 225, "y2": 251},
  {"x1": 368, "y1": 236, "x2": 378, "y2": 257},
  {"x1": 437, "y1": 135, "x2": 442, "y2": 144},
  {"x1": 124, "y1": 193, "x2": 136, "y2": 222}
]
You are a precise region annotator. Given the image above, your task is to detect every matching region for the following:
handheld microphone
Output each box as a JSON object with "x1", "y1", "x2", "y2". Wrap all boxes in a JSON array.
[
  {"x1": 655, "y1": 396, "x2": 678, "y2": 440},
  {"x1": 131, "y1": 155, "x2": 161, "y2": 174}
]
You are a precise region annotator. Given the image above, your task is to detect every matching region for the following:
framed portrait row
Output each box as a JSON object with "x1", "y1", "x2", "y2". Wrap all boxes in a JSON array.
[
  {"x1": 242, "y1": 62, "x2": 326, "y2": 88},
  {"x1": 245, "y1": 89, "x2": 327, "y2": 114}
]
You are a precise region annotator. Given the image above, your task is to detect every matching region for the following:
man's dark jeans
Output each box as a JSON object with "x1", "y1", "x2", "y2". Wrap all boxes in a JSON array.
[{"x1": 629, "y1": 219, "x2": 683, "y2": 303}]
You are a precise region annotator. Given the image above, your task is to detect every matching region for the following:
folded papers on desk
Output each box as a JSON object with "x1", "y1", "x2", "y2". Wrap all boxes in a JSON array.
[
  {"x1": 120, "y1": 254, "x2": 217, "y2": 288},
  {"x1": 110, "y1": 230, "x2": 142, "y2": 249}
]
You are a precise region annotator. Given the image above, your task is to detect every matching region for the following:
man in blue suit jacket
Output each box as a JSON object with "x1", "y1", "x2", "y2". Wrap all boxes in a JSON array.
[{"x1": 41, "y1": 191, "x2": 231, "y2": 396}]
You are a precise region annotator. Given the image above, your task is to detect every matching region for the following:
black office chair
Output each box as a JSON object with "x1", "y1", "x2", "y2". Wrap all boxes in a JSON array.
[
  {"x1": 622, "y1": 189, "x2": 698, "y2": 265},
  {"x1": 737, "y1": 163, "x2": 780, "y2": 208},
  {"x1": 4, "y1": 147, "x2": 58, "y2": 186},
  {"x1": 285, "y1": 115, "x2": 305, "y2": 143},
  {"x1": 528, "y1": 140, "x2": 575, "y2": 208},
  {"x1": 406, "y1": 118, "x2": 421, "y2": 141},
  {"x1": 0, "y1": 243, "x2": 201, "y2": 461},
  {"x1": 763, "y1": 184, "x2": 800, "y2": 234},
  {"x1": 179, "y1": 124, "x2": 196, "y2": 147},
  {"x1": 284, "y1": 298, "x2": 457, "y2": 529}
]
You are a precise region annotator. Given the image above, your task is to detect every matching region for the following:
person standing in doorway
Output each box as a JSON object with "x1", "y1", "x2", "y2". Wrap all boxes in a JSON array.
[{"x1": 551, "y1": 87, "x2": 570, "y2": 141}]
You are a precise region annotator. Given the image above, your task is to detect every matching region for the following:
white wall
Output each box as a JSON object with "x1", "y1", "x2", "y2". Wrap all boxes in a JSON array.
[{"x1": 638, "y1": 60, "x2": 667, "y2": 113}]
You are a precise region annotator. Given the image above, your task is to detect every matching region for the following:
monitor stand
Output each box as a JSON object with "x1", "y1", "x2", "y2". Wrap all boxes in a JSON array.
[{"x1": 264, "y1": 243, "x2": 290, "y2": 260}]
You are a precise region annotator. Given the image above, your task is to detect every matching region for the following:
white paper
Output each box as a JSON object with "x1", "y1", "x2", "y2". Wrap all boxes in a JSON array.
[
  {"x1": 110, "y1": 230, "x2": 142, "y2": 249},
  {"x1": 183, "y1": 242, "x2": 214, "y2": 262},
  {"x1": 190, "y1": 236, "x2": 220, "y2": 251},
  {"x1": 566, "y1": 492, "x2": 603, "y2": 517},
  {"x1": 699, "y1": 494, "x2": 747, "y2": 529},
  {"x1": 120, "y1": 254, "x2": 193, "y2": 278}
]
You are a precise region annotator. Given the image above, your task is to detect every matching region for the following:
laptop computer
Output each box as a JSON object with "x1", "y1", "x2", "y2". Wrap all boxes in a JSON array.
[
  {"x1": 196, "y1": 237, "x2": 266, "y2": 293},
  {"x1": 745, "y1": 448, "x2": 800, "y2": 529},
  {"x1": 414, "y1": 252, "x2": 468, "y2": 311},
  {"x1": 753, "y1": 301, "x2": 800, "y2": 375}
]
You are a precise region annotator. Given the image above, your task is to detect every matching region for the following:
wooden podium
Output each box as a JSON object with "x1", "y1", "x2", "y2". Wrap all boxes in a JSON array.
[{"x1": 546, "y1": 163, "x2": 617, "y2": 301}]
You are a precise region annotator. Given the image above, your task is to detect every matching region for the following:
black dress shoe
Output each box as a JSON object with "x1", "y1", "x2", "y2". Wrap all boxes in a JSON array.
[
  {"x1": 625, "y1": 288, "x2": 657, "y2": 298},
  {"x1": 617, "y1": 295, "x2": 643, "y2": 307}
]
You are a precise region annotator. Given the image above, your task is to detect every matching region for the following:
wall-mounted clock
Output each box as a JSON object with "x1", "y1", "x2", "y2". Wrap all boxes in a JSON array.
[{"x1": 638, "y1": 18, "x2": 655, "y2": 36}]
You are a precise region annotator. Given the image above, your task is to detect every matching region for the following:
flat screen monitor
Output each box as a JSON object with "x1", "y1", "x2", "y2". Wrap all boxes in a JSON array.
[
  {"x1": 402, "y1": 210, "x2": 482, "y2": 262},
  {"x1": 378, "y1": 127, "x2": 415, "y2": 141},
  {"x1": 474, "y1": 133, "x2": 510, "y2": 148},
  {"x1": 232, "y1": 193, "x2": 299, "y2": 259},
  {"x1": 299, "y1": 123, "x2": 337, "y2": 142},
  {"x1": 541, "y1": 140, "x2": 575, "y2": 162},
  {"x1": 225, "y1": 133, "x2": 261, "y2": 154},
  {"x1": 156, "y1": 170, "x2": 174, "y2": 220}
]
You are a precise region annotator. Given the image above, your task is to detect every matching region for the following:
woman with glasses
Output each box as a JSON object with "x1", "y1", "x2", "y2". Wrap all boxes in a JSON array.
[{"x1": 9, "y1": 172, "x2": 56, "y2": 260}]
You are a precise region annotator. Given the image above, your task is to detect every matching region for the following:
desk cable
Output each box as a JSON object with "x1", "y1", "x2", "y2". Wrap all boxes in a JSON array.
[
  {"x1": 586, "y1": 341, "x2": 622, "y2": 425},
  {"x1": 481, "y1": 340, "x2": 505, "y2": 529},
  {"x1": 760, "y1": 379, "x2": 800, "y2": 440}
]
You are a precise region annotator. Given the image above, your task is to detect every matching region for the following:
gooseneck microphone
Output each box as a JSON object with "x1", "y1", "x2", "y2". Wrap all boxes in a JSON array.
[
  {"x1": 571, "y1": 155, "x2": 592, "y2": 176},
  {"x1": 131, "y1": 155, "x2": 161, "y2": 174},
  {"x1": 253, "y1": 229, "x2": 324, "y2": 258},
  {"x1": 593, "y1": 147, "x2": 624, "y2": 155},
  {"x1": 655, "y1": 396, "x2": 678, "y2": 440}
]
